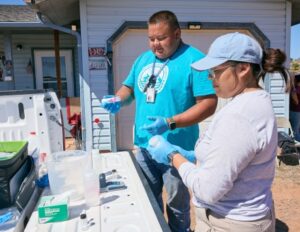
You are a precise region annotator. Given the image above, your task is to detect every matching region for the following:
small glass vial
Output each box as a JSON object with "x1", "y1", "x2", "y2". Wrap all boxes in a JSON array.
[{"x1": 80, "y1": 212, "x2": 89, "y2": 231}]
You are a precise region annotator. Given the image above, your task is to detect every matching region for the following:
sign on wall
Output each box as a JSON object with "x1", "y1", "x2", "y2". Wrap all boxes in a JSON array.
[
  {"x1": 0, "y1": 54, "x2": 14, "y2": 82},
  {"x1": 88, "y1": 47, "x2": 107, "y2": 71},
  {"x1": 88, "y1": 47, "x2": 105, "y2": 57},
  {"x1": 89, "y1": 58, "x2": 107, "y2": 70}
]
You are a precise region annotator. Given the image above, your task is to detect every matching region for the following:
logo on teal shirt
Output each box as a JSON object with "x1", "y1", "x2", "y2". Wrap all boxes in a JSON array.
[{"x1": 138, "y1": 63, "x2": 169, "y2": 93}]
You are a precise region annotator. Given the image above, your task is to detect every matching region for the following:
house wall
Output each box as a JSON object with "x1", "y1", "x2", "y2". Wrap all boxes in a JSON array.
[
  {"x1": 0, "y1": 32, "x2": 79, "y2": 95},
  {"x1": 81, "y1": 0, "x2": 291, "y2": 151}
]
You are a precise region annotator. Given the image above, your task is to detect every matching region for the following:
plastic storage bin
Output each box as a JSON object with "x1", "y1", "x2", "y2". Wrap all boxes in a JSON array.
[
  {"x1": 0, "y1": 141, "x2": 28, "y2": 209},
  {"x1": 46, "y1": 150, "x2": 88, "y2": 201}
]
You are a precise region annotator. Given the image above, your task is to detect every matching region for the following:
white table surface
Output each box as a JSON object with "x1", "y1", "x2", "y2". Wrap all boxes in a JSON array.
[{"x1": 24, "y1": 151, "x2": 170, "y2": 232}]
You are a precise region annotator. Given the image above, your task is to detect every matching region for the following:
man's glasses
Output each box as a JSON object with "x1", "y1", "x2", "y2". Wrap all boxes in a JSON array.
[{"x1": 208, "y1": 64, "x2": 237, "y2": 80}]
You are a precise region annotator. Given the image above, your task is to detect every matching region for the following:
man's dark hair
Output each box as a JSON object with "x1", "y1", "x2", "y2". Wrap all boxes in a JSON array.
[{"x1": 148, "y1": 10, "x2": 180, "y2": 30}]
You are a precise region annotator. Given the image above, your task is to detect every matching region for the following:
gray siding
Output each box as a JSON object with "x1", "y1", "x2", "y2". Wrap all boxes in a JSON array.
[
  {"x1": 0, "y1": 32, "x2": 79, "y2": 95},
  {"x1": 91, "y1": 93, "x2": 116, "y2": 151},
  {"x1": 265, "y1": 73, "x2": 290, "y2": 116},
  {"x1": 85, "y1": 0, "x2": 288, "y2": 50},
  {"x1": 82, "y1": 0, "x2": 291, "y2": 150}
]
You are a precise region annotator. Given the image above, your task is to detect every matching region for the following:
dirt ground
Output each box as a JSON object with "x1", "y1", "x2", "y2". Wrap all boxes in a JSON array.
[
  {"x1": 65, "y1": 139, "x2": 300, "y2": 231},
  {"x1": 272, "y1": 160, "x2": 300, "y2": 232}
]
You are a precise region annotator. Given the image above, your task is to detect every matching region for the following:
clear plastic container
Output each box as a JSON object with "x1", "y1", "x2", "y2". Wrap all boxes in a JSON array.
[
  {"x1": 46, "y1": 150, "x2": 88, "y2": 201},
  {"x1": 83, "y1": 169, "x2": 99, "y2": 207}
]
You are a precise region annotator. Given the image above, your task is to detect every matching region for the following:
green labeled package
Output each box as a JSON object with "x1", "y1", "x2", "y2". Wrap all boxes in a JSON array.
[{"x1": 38, "y1": 195, "x2": 69, "y2": 223}]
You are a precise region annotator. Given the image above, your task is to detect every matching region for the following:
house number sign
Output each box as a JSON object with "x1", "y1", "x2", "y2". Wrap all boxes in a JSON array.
[{"x1": 88, "y1": 47, "x2": 105, "y2": 57}]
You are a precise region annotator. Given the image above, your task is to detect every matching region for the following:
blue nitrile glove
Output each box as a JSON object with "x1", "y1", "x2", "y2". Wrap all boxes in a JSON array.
[
  {"x1": 147, "y1": 135, "x2": 177, "y2": 165},
  {"x1": 35, "y1": 174, "x2": 49, "y2": 188},
  {"x1": 172, "y1": 145, "x2": 196, "y2": 163},
  {"x1": 140, "y1": 116, "x2": 169, "y2": 135},
  {"x1": 147, "y1": 135, "x2": 196, "y2": 165},
  {"x1": 101, "y1": 95, "x2": 121, "y2": 114}
]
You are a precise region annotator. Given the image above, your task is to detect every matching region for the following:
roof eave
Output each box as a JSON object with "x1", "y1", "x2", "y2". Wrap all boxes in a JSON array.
[
  {"x1": 0, "y1": 22, "x2": 46, "y2": 28},
  {"x1": 291, "y1": 0, "x2": 300, "y2": 25},
  {"x1": 26, "y1": 0, "x2": 79, "y2": 26}
]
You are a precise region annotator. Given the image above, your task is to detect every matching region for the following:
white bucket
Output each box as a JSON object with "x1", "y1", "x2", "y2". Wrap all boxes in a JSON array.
[{"x1": 46, "y1": 150, "x2": 89, "y2": 201}]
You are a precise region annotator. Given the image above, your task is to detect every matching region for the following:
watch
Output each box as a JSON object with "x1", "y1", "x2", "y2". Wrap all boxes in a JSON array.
[
  {"x1": 168, "y1": 117, "x2": 176, "y2": 130},
  {"x1": 168, "y1": 150, "x2": 179, "y2": 165}
]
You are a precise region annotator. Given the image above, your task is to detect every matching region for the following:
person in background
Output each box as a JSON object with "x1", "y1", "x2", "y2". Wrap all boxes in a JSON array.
[
  {"x1": 263, "y1": 49, "x2": 297, "y2": 141},
  {"x1": 290, "y1": 73, "x2": 300, "y2": 141},
  {"x1": 101, "y1": 10, "x2": 217, "y2": 232},
  {"x1": 147, "y1": 32, "x2": 288, "y2": 232}
]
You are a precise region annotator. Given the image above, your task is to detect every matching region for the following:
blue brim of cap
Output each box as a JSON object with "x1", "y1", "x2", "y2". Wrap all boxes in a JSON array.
[{"x1": 191, "y1": 56, "x2": 228, "y2": 71}]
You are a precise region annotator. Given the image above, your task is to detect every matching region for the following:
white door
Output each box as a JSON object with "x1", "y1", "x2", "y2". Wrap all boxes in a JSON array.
[
  {"x1": 34, "y1": 50, "x2": 74, "y2": 97},
  {"x1": 113, "y1": 29, "x2": 252, "y2": 150}
]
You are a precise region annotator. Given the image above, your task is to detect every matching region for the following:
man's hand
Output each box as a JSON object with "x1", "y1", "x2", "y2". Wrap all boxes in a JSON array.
[
  {"x1": 101, "y1": 95, "x2": 121, "y2": 114},
  {"x1": 140, "y1": 116, "x2": 169, "y2": 135}
]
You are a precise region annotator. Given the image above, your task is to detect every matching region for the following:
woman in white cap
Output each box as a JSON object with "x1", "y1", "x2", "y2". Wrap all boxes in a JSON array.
[{"x1": 146, "y1": 32, "x2": 288, "y2": 231}]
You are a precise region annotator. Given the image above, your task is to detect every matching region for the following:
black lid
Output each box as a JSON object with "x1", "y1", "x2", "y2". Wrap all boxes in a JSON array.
[{"x1": 80, "y1": 213, "x2": 87, "y2": 219}]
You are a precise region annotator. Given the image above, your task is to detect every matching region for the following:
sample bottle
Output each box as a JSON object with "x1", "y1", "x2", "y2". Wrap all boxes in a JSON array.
[
  {"x1": 83, "y1": 168, "x2": 99, "y2": 207},
  {"x1": 79, "y1": 211, "x2": 89, "y2": 231}
]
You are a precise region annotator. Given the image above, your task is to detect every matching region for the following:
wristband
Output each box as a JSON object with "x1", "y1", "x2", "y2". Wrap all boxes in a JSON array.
[{"x1": 168, "y1": 117, "x2": 176, "y2": 130}]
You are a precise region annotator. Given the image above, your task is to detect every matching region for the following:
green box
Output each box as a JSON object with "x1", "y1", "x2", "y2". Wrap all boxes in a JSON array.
[
  {"x1": 0, "y1": 141, "x2": 28, "y2": 209},
  {"x1": 38, "y1": 195, "x2": 69, "y2": 223}
]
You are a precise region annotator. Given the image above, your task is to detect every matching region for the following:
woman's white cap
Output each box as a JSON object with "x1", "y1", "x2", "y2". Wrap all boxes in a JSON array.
[{"x1": 191, "y1": 32, "x2": 263, "y2": 71}]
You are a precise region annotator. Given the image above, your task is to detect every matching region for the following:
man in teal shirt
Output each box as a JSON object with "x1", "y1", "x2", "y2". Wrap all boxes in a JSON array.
[{"x1": 102, "y1": 10, "x2": 217, "y2": 232}]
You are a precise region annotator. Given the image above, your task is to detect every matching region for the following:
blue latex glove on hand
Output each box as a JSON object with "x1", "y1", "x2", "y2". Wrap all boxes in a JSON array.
[
  {"x1": 140, "y1": 116, "x2": 169, "y2": 135},
  {"x1": 147, "y1": 135, "x2": 196, "y2": 165},
  {"x1": 101, "y1": 95, "x2": 121, "y2": 114},
  {"x1": 147, "y1": 135, "x2": 177, "y2": 165},
  {"x1": 172, "y1": 145, "x2": 196, "y2": 163}
]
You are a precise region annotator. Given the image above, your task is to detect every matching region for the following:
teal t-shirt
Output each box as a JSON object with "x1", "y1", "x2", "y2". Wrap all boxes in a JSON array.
[{"x1": 123, "y1": 43, "x2": 215, "y2": 150}]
